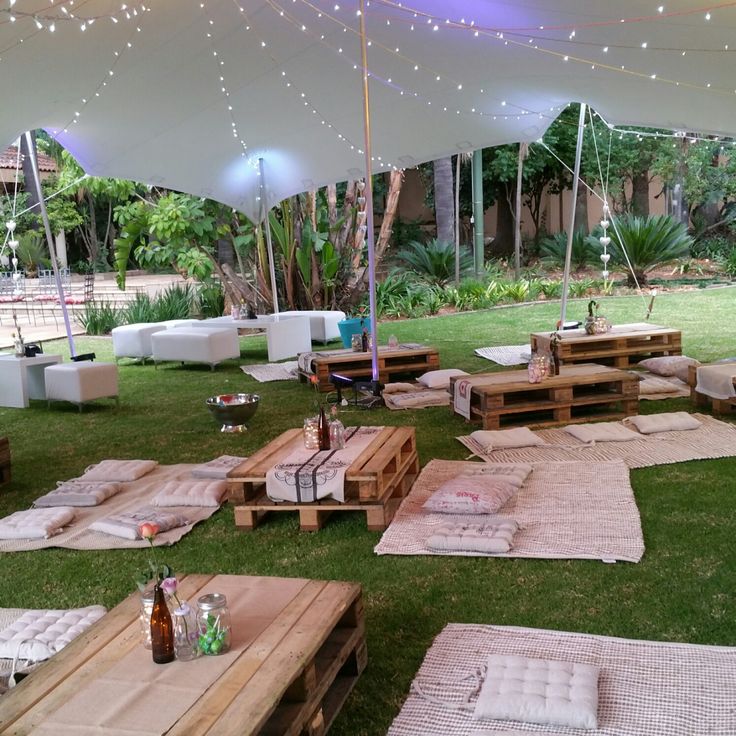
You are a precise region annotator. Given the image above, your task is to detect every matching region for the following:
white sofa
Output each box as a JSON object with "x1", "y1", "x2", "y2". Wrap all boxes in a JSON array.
[
  {"x1": 111, "y1": 322, "x2": 167, "y2": 363},
  {"x1": 151, "y1": 326, "x2": 240, "y2": 370},
  {"x1": 274, "y1": 310, "x2": 346, "y2": 343}
]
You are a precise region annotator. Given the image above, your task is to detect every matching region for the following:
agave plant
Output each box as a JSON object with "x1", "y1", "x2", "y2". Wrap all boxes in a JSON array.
[
  {"x1": 395, "y1": 238, "x2": 473, "y2": 286},
  {"x1": 609, "y1": 215, "x2": 693, "y2": 287},
  {"x1": 540, "y1": 230, "x2": 600, "y2": 271}
]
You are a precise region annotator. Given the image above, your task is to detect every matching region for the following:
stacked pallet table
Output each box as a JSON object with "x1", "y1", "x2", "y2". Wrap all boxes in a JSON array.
[
  {"x1": 228, "y1": 426, "x2": 419, "y2": 531},
  {"x1": 0, "y1": 573, "x2": 365, "y2": 736},
  {"x1": 449, "y1": 363, "x2": 639, "y2": 429},
  {"x1": 530, "y1": 323, "x2": 681, "y2": 369},
  {"x1": 298, "y1": 344, "x2": 439, "y2": 392},
  {"x1": 687, "y1": 363, "x2": 736, "y2": 414},
  {"x1": 0, "y1": 436, "x2": 9, "y2": 487}
]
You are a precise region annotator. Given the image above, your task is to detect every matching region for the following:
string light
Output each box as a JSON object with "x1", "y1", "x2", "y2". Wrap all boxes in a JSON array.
[{"x1": 0, "y1": 2, "x2": 150, "y2": 29}]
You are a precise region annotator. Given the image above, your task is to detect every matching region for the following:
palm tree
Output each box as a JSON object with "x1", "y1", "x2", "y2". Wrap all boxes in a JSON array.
[{"x1": 433, "y1": 157, "x2": 454, "y2": 243}]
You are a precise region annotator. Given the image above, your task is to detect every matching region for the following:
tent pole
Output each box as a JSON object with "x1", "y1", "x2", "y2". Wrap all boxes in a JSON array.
[
  {"x1": 258, "y1": 157, "x2": 280, "y2": 315},
  {"x1": 559, "y1": 103, "x2": 587, "y2": 327},
  {"x1": 24, "y1": 131, "x2": 77, "y2": 357},
  {"x1": 358, "y1": 0, "x2": 379, "y2": 387}
]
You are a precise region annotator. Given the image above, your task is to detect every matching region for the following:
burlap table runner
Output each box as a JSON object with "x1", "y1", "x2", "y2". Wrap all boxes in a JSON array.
[
  {"x1": 32, "y1": 575, "x2": 308, "y2": 735},
  {"x1": 266, "y1": 425, "x2": 384, "y2": 502}
]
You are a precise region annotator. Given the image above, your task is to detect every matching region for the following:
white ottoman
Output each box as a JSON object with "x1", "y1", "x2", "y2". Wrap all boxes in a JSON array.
[
  {"x1": 45, "y1": 362, "x2": 119, "y2": 411},
  {"x1": 276, "y1": 310, "x2": 346, "y2": 343},
  {"x1": 151, "y1": 327, "x2": 239, "y2": 370},
  {"x1": 111, "y1": 323, "x2": 166, "y2": 363}
]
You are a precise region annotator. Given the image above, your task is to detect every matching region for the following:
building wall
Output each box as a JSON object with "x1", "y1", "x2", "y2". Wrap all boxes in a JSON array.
[{"x1": 395, "y1": 168, "x2": 667, "y2": 241}]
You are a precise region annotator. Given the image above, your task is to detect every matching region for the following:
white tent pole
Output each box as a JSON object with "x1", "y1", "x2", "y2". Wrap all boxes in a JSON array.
[
  {"x1": 559, "y1": 103, "x2": 587, "y2": 327},
  {"x1": 358, "y1": 0, "x2": 379, "y2": 387},
  {"x1": 258, "y1": 157, "x2": 280, "y2": 315},
  {"x1": 24, "y1": 131, "x2": 77, "y2": 357}
]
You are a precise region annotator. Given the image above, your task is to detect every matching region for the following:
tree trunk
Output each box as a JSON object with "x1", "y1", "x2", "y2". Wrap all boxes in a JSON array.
[
  {"x1": 631, "y1": 172, "x2": 650, "y2": 217},
  {"x1": 433, "y1": 157, "x2": 455, "y2": 243},
  {"x1": 20, "y1": 132, "x2": 41, "y2": 231},
  {"x1": 491, "y1": 190, "x2": 514, "y2": 257},
  {"x1": 347, "y1": 170, "x2": 403, "y2": 300},
  {"x1": 573, "y1": 183, "x2": 588, "y2": 233},
  {"x1": 327, "y1": 184, "x2": 338, "y2": 231},
  {"x1": 86, "y1": 191, "x2": 100, "y2": 265}
]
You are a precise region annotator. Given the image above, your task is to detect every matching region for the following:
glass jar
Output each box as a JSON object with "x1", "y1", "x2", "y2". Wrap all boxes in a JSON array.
[
  {"x1": 527, "y1": 353, "x2": 545, "y2": 384},
  {"x1": 140, "y1": 587, "x2": 173, "y2": 650},
  {"x1": 329, "y1": 418, "x2": 345, "y2": 449},
  {"x1": 303, "y1": 416, "x2": 319, "y2": 449},
  {"x1": 387, "y1": 334, "x2": 399, "y2": 349},
  {"x1": 196, "y1": 593, "x2": 231, "y2": 656},
  {"x1": 351, "y1": 333, "x2": 363, "y2": 352},
  {"x1": 172, "y1": 602, "x2": 199, "y2": 661}
]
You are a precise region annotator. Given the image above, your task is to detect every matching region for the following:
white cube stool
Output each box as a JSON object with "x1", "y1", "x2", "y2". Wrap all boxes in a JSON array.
[
  {"x1": 151, "y1": 326, "x2": 239, "y2": 370},
  {"x1": 45, "y1": 362, "x2": 119, "y2": 411},
  {"x1": 111, "y1": 322, "x2": 166, "y2": 363},
  {"x1": 276, "y1": 310, "x2": 346, "y2": 343}
]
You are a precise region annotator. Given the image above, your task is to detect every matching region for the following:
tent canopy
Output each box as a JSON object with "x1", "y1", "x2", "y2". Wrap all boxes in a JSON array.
[{"x1": 2, "y1": 1, "x2": 735, "y2": 219}]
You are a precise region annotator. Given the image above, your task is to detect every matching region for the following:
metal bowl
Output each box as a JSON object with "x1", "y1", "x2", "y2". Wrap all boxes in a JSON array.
[{"x1": 206, "y1": 393, "x2": 260, "y2": 433}]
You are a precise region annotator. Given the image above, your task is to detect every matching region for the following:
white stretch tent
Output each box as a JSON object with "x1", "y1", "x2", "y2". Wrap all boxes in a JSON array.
[{"x1": 2, "y1": 1, "x2": 736, "y2": 222}]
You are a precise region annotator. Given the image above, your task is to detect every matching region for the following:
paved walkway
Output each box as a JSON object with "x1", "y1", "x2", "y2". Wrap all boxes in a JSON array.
[{"x1": 0, "y1": 272, "x2": 187, "y2": 350}]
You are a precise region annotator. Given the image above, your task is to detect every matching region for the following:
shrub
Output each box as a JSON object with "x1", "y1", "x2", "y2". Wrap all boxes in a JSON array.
[
  {"x1": 197, "y1": 282, "x2": 225, "y2": 318},
  {"x1": 150, "y1": 283, "x2": 197, "y2": 322},
  {"x1": 123, "y1": 293, "x2": 156, "y2": 324},
  {"x1": 609, "y1": 215, "x2": 693, "y2": 287},
  {"x1": 540, "y1": 230, "x2": 600, "y2": 270},
  {"x1": 539, "y1": 280, "x2": 563, "y2": 299},
  {"x1": 396, "y1": 238, "x2": 473, "y2": 286},
  {"x1": 78, "y1": 301, "x2": 123, "y2": 335},
  {"x1": 567, "y1": 278, "x2": 596, "y2": 298}
]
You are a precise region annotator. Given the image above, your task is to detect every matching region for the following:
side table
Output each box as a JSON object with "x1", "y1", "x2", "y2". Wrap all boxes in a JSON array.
[{"x1": 0, "y1": 354, "x2": 63, "y2": 408}]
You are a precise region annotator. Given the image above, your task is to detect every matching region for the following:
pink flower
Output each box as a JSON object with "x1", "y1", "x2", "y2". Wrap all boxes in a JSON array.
[
  {"x1": 138, "y1": 522, "x2": 160, "y2": 541},
  {"x1": 160, "y1": 577, "x2": 178, "y2": 596}
]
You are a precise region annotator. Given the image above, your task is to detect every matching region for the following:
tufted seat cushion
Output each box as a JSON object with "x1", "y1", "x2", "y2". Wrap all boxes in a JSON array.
[
  {"x1": 474, "y1": 653, "x2": 600, "y2": 729},
  {"x1": 0, "y1": 507, "x2": 75, "y2": 539},
  {"x1": 0, "y1": 605, "x2": 107, "y2": 661},
  {"x1": 426, "y1": 519, "x2": 519, "y2": 554}
]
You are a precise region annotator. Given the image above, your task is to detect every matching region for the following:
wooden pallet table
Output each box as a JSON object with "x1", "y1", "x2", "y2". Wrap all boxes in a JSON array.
[
  {"x1": 449, "y1": 363, "x2": 639, "y2": 429},
  {"x1": 298, "y1": 344, "x2": 440, "y2": 392},
  {"x1": 228, "y1": 426, "x2": 419, "y2": 531},
  {"x1": 0, "y1": 436, "x2": 9, "y2": 487},
  {"x1": 687, "y1": 363, "x2": 736, "y2": 414},
  {"x1": 0, "y1": 574, "x2": 365, "y2": 736},
  {"x1": 530, "y1": 323, "x2": 681, "y2": 369}
]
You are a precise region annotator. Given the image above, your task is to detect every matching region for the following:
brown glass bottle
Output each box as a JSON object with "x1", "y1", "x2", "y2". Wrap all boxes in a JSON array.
[
  {"x1": 361, "y1": 328, "x2": 369, "y2": 352},
  {"x1": 318, "y1": 406, "x2": 331, "y2": 451},
  {"x1": 150, "y1": 584, "x2": 175, "y2": 664}
]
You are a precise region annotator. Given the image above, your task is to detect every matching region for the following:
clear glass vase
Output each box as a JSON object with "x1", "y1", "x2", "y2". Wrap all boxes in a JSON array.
[{"x1": 172, "y1": 602, "x2": 199, "y2": 661}]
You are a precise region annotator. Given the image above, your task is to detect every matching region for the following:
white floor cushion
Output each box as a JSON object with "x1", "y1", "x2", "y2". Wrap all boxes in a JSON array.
[
  {"x1": 0, "y1": 508, "x2": 76, "y2": 539},
  {"x1": 470, "y1": 427, "x2": 547, "y2": 452},
  {"x1": 152, "y1": 480, "x2": 228, "y2": 507},
  {"x1": 426, "y1": 519, "x2": 519, "y2": 554},
  {"x1": 474, "y1": 653, "x2": 599, "y2": 729},
  {"x1": 564, "y1": 422, "x2": 642, "y2": 444},
  {"x1": 423, "y1": 476, "x2": 518, "y2": 514},
  {"x1": 0, "y1": 605, "x2": 107, "y2": 662},
  {"x1": 625, "y1": 412, "x2": 702, "y2": 434},
  {"x1": 89, "y1": 506, "x2": 189, "y2": 540},
  {"x1": 417, "y1": 369, "x2": 468, "y2": 390},
  {"x1": 33, "y1": 481, "x2": 122, "y2": 508},
  {"x1": 191, "y1": 455, "x2": 247, "y2": 479},
  {"x1": 80, "y1": 459, "x2": 158, "y2": 482},
  {"x1": 458, "y1": 463, "x2": 533, "y2": 488}
]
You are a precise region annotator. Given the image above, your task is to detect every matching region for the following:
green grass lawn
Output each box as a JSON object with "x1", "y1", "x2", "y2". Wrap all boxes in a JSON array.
[{"x1": 2, "y1": 287, "x2": 736, "y2": 734}]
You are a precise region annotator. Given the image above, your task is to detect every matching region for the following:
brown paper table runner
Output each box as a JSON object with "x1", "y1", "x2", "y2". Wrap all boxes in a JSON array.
[{"x1": 32, "y1": 575, "x2": 308, "y2": 735}]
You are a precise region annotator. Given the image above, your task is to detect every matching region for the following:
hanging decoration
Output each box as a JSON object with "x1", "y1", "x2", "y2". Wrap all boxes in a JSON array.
[{"x1": 599, "y1": 204, "x2": 611, "y2": 281}]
